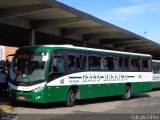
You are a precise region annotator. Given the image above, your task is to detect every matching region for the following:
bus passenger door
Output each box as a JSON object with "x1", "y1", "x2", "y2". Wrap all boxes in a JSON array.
[{"x1": 46, "y1": 51, "x2": 67, "y2": 103}]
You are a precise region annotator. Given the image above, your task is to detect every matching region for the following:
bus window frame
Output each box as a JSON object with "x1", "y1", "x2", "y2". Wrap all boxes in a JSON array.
[
  {"x1": 130, "y1": 57, "x2": 142, "y2": 72},
  {"x1": 118, "y1": 55, "x2": 125, "y2": 71},
  {"x1": 153, "y1": 61, "x2": 160, "y2": 74},
  {"x1": 48, "y1": 50, "x2": 67, "y2": 82},
  {"x1": 67, "y1": 50, "x2": 88, "y2": 73},
  {"x1": 103, "y1": 54, "x2": 114, "y2": 71},
  {"x1": 123, "y1": 56, "x2": 130, "y2": 71},
  {"x1": 113, "y1": 55, "x2": 119, "y2": 71},
  {"x1": 88, "y1": 52, "x2": 102, "y2": 71},
  {"x1": 79, "y1": 52, "x2": 88, "y2": 71},
  {"x1": 142, "y1": 57, "x2": 151, "y2": 72}
]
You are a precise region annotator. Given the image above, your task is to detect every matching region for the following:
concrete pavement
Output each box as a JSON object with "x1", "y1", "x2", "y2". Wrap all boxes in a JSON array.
[
  {"x1": 0, "y1": 99, "x2": 13, "y2": 113},
  {"x1": 1, "y1": 89, "x2": 160, "y2": 120}
]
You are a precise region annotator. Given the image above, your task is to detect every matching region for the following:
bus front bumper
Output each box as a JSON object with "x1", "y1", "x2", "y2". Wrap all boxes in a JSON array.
[{"x1": 8, "y1": 89, "x2": 45, "y2": 103}]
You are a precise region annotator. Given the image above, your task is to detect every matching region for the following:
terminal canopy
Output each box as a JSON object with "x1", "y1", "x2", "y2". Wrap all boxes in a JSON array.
[{"x1": 0, "y1": 0, "x2": 160, "y2": 59}]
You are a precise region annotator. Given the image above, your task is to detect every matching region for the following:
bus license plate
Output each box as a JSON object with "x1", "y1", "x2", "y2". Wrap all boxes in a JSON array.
[{"x1": 18, "y1": 96, "x2": 26, "y2": 100}]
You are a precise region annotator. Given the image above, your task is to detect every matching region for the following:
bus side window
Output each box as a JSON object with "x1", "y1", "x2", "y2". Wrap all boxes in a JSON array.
[
  {"x1": 138, "y1": 58, "x2": 142, "y2": 71},
  {"x1": 153, "y1": 62, "x2": 160, "y2": 74},
  {"x1": 131, "y1": 58, "x2": 134, "y2": 71},
  {"x1": 80, "y1": 54, "x2": 87, "y2": 70},
  {"x1": 157, "y1": 63, "x2": 160, "y2": 74},
  {"x1": 68, "y1": 55, "x2": 76, "y2": 71},
  {"x1": 49, "y1": 54, "x2": 65, "y2": 80},
  {"x1": 100, "y1": 56, "x2": 109, "y2": 71},
  {"x1": 130, "y1": 57, "x2": 142, "y2": 71},
  {"x1": 89, "y1": 54, "x2": 100, "y2": 70},
  {"x1": 53, "y1": 56, "x2": 64, "y2": 73},
  {"x1": 153, "y1": 63, "x2": 157, "y2": 73},
  {"x1": 113, "y1": 57, "x2": 119, "y2": 71},
  {"x1": 68, "y1": 54, "x2": 80, "y2": 72},
  {"x1": 105, "y1": 56, "x2": 114, "y2": 71},
  {"x1": 119, "y1": 56, "x2": 124, "y2": 71},
  {"x1": 142, "y1": 58, "x2": 149, "y2": 72},
  {"x1": 124, "y1": 57, "x2": 129, "y2": 71}
]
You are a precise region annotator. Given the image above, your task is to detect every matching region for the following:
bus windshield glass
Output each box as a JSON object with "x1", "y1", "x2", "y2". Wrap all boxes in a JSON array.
[{"x1": 10, "y1": 52, "x2": 49, "y2": 83}]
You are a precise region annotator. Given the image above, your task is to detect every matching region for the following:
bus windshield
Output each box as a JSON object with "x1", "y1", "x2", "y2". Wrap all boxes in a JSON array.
[{"x1": 9, "y1": 52, "x2": 49, "y2": 84}]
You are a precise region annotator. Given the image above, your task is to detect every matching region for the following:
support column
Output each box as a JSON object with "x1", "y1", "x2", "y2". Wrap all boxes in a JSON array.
[
  {"x1": 83, "y1": 41, "x2": 86, "y2": 47},
  {"x1": 29, "y1": 29, "x2": 35, "y2": 46}
]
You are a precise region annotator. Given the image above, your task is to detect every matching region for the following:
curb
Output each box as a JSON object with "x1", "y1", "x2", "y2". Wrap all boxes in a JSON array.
[{"x1": 0, "y1": 101, "x2": 13, "y2": 113}]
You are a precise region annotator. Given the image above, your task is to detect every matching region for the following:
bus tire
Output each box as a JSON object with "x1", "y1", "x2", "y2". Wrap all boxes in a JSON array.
[
  {"x1": 66, "y1": 89, "x2": 76, "y2": 107},
  {"x1": 123, "y1": 85, "x2": 131, "y2": 100}
]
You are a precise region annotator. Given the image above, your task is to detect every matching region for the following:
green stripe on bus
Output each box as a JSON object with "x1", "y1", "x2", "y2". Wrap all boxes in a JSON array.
[
  {"x1": 128, "y1": 76, "x2": 135, "y2": 78},
  {"x1": 69, "y1": 76, "x2": 82, "y2": 79}
]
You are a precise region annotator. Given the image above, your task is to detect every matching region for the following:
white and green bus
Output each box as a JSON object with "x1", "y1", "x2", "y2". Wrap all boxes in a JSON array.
[
  {"x1": 152, "y1": 60, "x2": 160, "y2": 89},
  {"x1": 8, "y1": 45, "x2": 152, "y2": 106}
]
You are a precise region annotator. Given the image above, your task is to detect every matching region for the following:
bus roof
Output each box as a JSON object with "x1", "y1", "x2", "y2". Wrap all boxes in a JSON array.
[
  {"x1": 152, "y1": 60, "x2": 160, "y2": 63},
  {"x1": 22, "y1": 44, "x2": 151, "y2": 57}
]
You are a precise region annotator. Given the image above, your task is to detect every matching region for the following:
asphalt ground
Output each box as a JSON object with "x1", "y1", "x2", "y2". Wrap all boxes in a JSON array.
[{"x1": 1, "y1": 89, "x2": 160, "y2": 120}]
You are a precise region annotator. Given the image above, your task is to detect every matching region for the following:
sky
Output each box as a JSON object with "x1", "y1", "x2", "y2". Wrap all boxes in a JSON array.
[{"x1": 57, "y1": 0, "x2": 160, "y2": 43}]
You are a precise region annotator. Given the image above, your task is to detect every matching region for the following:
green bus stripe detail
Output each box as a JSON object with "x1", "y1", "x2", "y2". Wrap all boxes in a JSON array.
[
  {"x1": 69, "y1": 77, "x2": 82, "y2": 79},
  {"x1": 69, "y1": 76, "x2": 135, "y2": 79},
  {"x1": 128, "y1": 76, "x2": 135, "y2": 78}
]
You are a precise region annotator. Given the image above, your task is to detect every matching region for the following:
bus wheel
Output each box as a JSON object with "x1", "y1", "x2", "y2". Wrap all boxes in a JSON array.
[
  {"x1": 66, "y1": 89, "x2": 76, "y2": 107},
  {"x1": 123, "y1": 85, "x2": 131, "y2": 100}
]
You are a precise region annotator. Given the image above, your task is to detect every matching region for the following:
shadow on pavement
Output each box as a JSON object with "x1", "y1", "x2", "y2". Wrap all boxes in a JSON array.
[
  {"x1": 0, "y1": 108, "x2": 4, "y2": 113},
  {"x1": 10, "y1": 93, "x2": 150, "y2": 109},
  {"x1": 11, "y1": 101, "x2": 66, "y2": 109},
  {"x1": 151, "y1": 88, "x2": 160, "y2": 91},
  {"x1": 10, "y1": 96, "x2": 123, "y2": 109},
  {"x1": 77, "y1": 95, "x2": 122, "y2": 106},
  {"x1": 131, "y1": 93, "x2": 150, "y2": 99}
]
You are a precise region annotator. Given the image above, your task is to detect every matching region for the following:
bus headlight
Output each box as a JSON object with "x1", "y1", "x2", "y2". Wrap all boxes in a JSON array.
[{"x1": 33, "y1": 86, "x2": 45, "y2": 92}]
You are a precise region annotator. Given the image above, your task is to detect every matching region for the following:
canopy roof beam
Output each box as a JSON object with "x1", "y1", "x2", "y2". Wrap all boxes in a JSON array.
[
  {"x1": 125, "y1": 45, "x2": 154, "y2": 51},
  {"x1": 83, "y1": 32, "x2": 132, "y2": 41},
  {"x1": 114, "y1": 41, "x2": 148, "y2": 48},
  {"x1": 0, "y1": 4, "x2": 50, "y2": 19},
  {"x1": 61, "y1": 27, "x2": 115, "y2": 37},
  {"x1": 135, "y1": 47, "x2": 160, "y2": 53},
  {"x1": 32, "y1": 17, "x2": 85, "y2": 30},
  {"x1": 100, "y1": 38, "x2": 139, "y2": 45}
]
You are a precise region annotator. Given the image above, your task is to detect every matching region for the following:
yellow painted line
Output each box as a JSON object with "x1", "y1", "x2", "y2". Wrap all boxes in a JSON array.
[
  {"x1": 0, "y1": 101, "x2": 13, "y2": 113},
  {"x1": 0, "y1": 105, "x2": 13, "y2": 113}
]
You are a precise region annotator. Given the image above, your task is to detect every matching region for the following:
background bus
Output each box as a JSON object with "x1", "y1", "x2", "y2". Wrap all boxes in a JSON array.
[
  {"x1": 8, "y1": 45, "x2": 152, "y2": 106},
  {"x1": 152, "y1": 60, "x2": 160, "y2": 89}
]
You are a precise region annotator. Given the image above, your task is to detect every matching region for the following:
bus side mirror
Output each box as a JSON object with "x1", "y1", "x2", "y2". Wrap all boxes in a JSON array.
[{"x1": 6, "y1": 59, "x2": 11, "y2": 67}]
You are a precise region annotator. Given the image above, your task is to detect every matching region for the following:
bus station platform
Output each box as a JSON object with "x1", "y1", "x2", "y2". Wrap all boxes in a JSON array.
[{"x1": 0, "y1": 99, "x2": 13, "y2": 113}]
